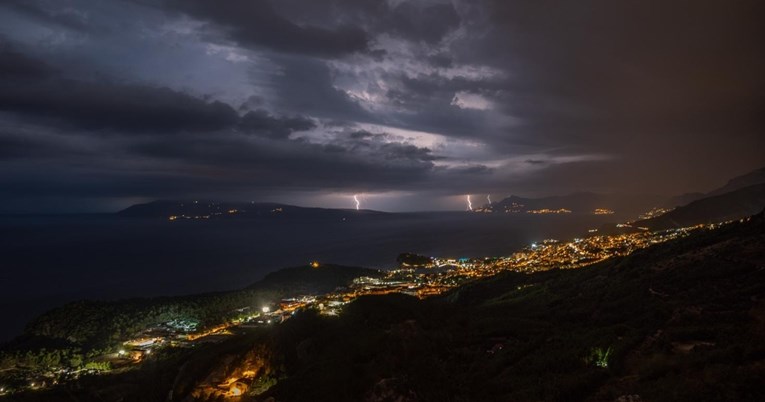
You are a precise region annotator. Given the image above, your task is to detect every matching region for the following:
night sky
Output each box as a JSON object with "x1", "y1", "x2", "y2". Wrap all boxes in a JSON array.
[{"x1": 1, "y1": 0, "x2": 763, "y2": 212}]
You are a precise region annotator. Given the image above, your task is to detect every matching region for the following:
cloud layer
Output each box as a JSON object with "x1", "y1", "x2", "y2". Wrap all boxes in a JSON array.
[{"x1": 0, "y1": 0, "x2": 763, "y2": 212}]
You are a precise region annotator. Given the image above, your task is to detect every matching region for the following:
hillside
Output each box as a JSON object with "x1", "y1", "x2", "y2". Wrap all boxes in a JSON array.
[
  {"x1": 636, "y1": 183, "x2": 765, "y2": 229},
  {"x1": 709, "y1": 166, "x2": 765, "y2": 196},
  {"x1": 672, "y1": 166, "x2": 765, "y2": 205},
  {"x1": 252, "y1": 212, "x2": 765, "y2": 402},
  {"x1": 8, "y1": 212, "x2": 764, "y2": 402},
  {"x1": 1, "y1": 264, "x2": 378, "y2": 356},
  {"x1": 488, "y1": 192, "x2": 667, "y2": 218},
  {"x1": 249, "y1": 263, "x2": 383, "y2": 295}
]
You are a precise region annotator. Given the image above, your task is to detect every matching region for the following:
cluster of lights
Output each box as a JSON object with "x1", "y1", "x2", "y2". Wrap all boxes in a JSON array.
[
  {"x1": 526, "y1": 208, "x2": 572, "y2": 214},
  {"x1": 4, "y1": 214, "x2": 735, "y2": 396}
]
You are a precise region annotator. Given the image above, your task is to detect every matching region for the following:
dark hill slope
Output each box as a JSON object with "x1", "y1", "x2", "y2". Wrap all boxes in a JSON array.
[
  {"x1": 257, "y1": 213, "x2": 765, "y2": 402},
  {"x1": 15, "y1": 264, "x2": 378, "y2": 348},
  {"x1": 674, "y1": 166, "x2": 765, "y2": 205},
  {"x1": 707, "y1": 166, "x2": 765, "y2": 197},
  {"x1": 249, "y1": 263, "x2": 381, "y2": 295},
  {"x1": 636, "y1": 183, "x2": 765, "y2": 229},
  {"x1": 7, "y1": 214, "x2": 764, "y2": 402},
  {"x1": 491, "y1": 192, "x2": 666, "y2": 217}
]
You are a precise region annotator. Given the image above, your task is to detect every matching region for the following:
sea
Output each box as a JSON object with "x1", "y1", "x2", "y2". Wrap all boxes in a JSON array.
[{"x1": 0, "y1": 212, "x2": 618, "y2": 341}]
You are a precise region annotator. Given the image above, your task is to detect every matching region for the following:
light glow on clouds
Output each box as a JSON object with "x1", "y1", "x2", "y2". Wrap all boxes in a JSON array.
[
  {"x1": 4, "y1": 0, "x2": 744, "y2": 214},
  {"x1": 328, "y1": 33, "x2": 505, "y2": 114},
  {"x1": 451, "y1": 91, "x2": 493, "y2": 110},
  {"x1": 297, "y1": 121, "x2": 611, "y2": 179},
  {"x1": 205, "y1": 44, "x2": 250, "y2": 63}
]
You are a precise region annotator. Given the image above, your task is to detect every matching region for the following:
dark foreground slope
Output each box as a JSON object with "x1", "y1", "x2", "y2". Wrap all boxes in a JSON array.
[
  {"x1": 257, "y1": 214, "x2": 765, "y2": 402},
  {"x1": 6, "y1": 213, "x2": 765, "y2": 402},
  {"x1": 3, "y1": 264, "x2": 379, "y2": 352},
  {"x1": 636, "y1": 183, "x2": 765, "y2": 229}
]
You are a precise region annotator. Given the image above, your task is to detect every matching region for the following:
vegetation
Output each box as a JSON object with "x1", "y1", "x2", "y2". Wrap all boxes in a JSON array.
[
  {"x1": 4, "y1": 214, "x2": 764, "y2": 401},
  {"x1": 0, "y1": 264, "x2": 379, "y2": 378},
  {"x1": 586, "y1": 347, "x2": 613, "y2": 368},
  {"x1": 396, "y1": 252, "x2": 434, "y2": 267},
  {"x1": 249, "y1": 264, "x2": 382, "y2": 294},
  {"x1": 256, "y1": 212, "x2": 765, "y2": 401}
]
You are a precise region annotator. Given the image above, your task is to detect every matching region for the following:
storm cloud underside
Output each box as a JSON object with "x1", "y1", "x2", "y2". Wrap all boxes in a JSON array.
[{"x1": 0, "y1": 0, "x2": 763, "y2": 212}]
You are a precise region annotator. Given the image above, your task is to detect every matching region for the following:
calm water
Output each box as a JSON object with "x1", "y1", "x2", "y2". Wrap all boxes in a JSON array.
[{"x1": 0, "y1": 212, "x2": 616, "y2": 341}]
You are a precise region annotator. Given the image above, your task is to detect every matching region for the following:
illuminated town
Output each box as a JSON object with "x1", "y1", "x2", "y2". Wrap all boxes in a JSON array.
[
  {"x1": 635, "y1": 207, "x2": 674, "y2": 221},
  {"x1": 1, "y1": 0, "x2": 761, "y2": 398},
  {"x1": 0, "y1": 213, "x2": 738, "y2": 397},
  {"x1": 473, "y1": 204, "x2": 615, "y2": 215}
]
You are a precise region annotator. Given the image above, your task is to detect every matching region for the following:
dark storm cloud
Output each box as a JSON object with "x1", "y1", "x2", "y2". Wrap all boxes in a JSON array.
[
  {"x1": 348, "y1": 130, "x2": 377, "y2": 140},
  {"x1": 268, "y1": 0, "x2": 461, "y2": 45},
  {"x1": 1, "y1": 0, "x2": 764, "y2": 212},
  {"x1": 0, "y1": 80, "x2": 240, "y2": 133},
  {"x1": 0, "y1": 40, "x2": 54, "y2": 79},
  {"x1": 162, "y1": 0, "x2": 371, "y2": 58},
  {"x1": 239, "y1": 110, "x2": 315, "y2": 139},
  {"x1": 0, "y1": 43, "x2": 316, "y2": 138},
  {"x1": 387, "y1": 2, "x2": 460, "y2": 44},
  {"x1": 0, "y1": 131, "x2": 59, "y2": 160},
  {"x1": 127, "y1": 124, "x2": 441, "y2": 174},
  {"x1": 446, "y1": 164, "x2": 493, "y2": 175},
  {"x1": 123, "y1": 133, "x2": 439, "y2": 192},
  {"x1": 266, "y1": 57, "x2": 374, "y2": 123},
  {"x1": 380, "y1": 72, "x2": 507, "y2": 139},
  {"x1": 480, "y1": 0, "x2": 765, "y2": 143},
  {"x1": 1, "y1": 0, "x2": 94, "y2": 33},
  {"x1": 379, "y1": 142, "x2": 438, "y2": 162},
  {"x1": 0, "y1": 43, "x2": 456, "y2": 205},
  {"x1": 0, "y1": 41, "x2": 240, "y2": 133}
]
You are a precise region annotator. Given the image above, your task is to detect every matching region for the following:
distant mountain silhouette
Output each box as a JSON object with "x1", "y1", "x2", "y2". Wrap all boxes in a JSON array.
[
  {"x1": 116, "y1": 200, "x2": 386, "y2": 219},
  {"x1": 707, "y1": 166, "x2": 765, "y2": 196},
  {"x1": 636, "y1": 183, "x2": 765, "y2": 229},
  {"x1": 489, "y1": 192, "x2": 667, "y2": 217},
  {"x1": 671, "y1": 166, "x2": 765, "y2": 206}
]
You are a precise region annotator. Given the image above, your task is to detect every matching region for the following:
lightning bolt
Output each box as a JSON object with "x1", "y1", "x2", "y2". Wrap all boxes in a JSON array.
[
  {"x1": 353, "y1": 194, "x2": 361, "y2": 210},
  {"x1": 487, "y1": 194, "x2": 492, "y2": 205},
  {"x1": 466, "y1": 194, "x2": 473, "y2": 211}
]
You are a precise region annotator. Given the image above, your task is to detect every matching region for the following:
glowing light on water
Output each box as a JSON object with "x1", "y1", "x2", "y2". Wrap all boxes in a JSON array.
[{"x1": 466, "y1": 195, "x2": 473, "y2": 211}]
